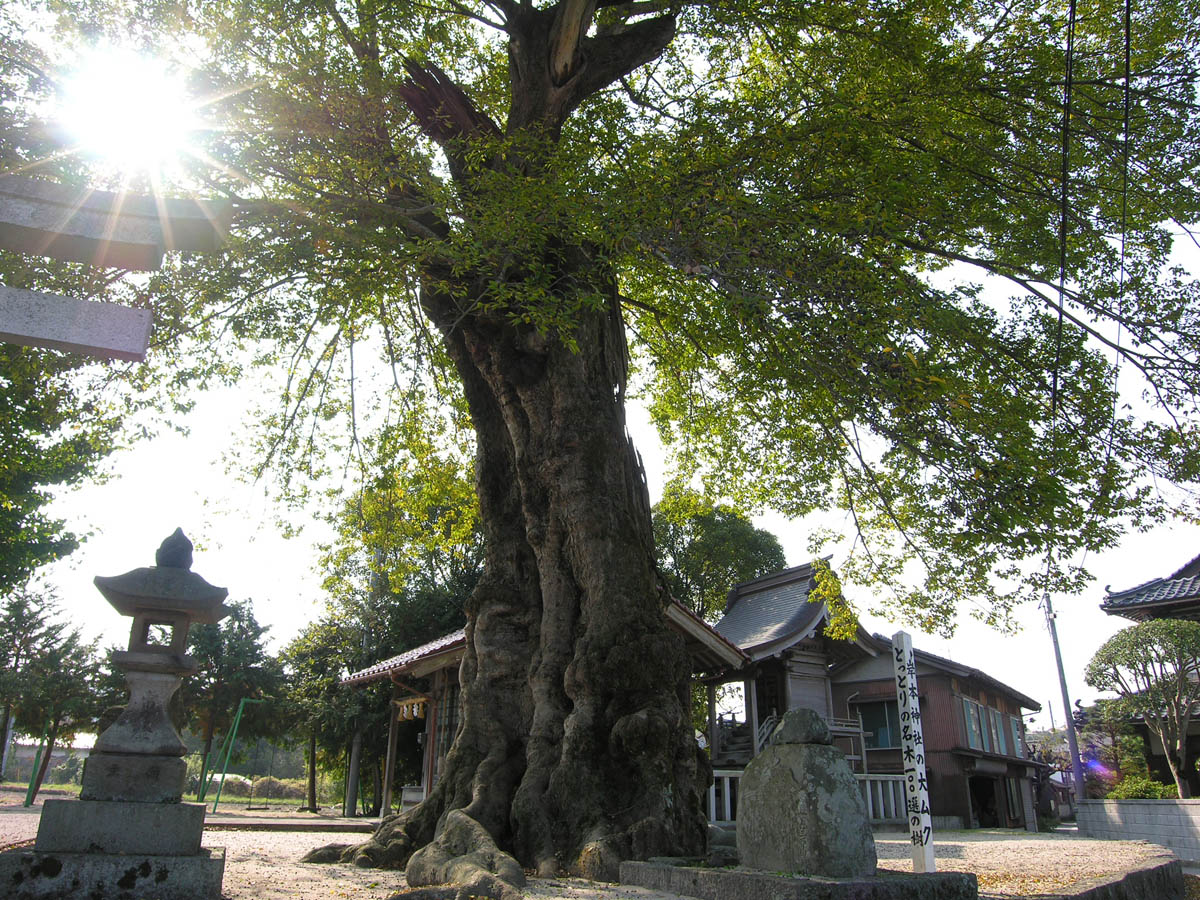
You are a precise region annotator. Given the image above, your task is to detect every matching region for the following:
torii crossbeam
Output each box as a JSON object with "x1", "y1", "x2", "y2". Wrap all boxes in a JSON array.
[{"x1": 0, "y1": 174, "x2": 231, "y2": 361}]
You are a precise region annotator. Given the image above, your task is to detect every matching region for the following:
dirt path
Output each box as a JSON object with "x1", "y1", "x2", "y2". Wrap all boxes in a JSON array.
[{"x1": 0, "y1": 793, "x2": 1183, "y2": 899}]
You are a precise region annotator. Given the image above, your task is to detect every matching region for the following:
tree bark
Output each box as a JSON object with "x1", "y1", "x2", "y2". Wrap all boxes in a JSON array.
[
  {"x1": 0, "y1": 704, "x2": 12, "y2": 777},
  {"x1": 321, "y1": 4, "x2": 701, "y2": 886},
  {"x1": 306, "y1": 728, "x2": 318, "y2": 811}
]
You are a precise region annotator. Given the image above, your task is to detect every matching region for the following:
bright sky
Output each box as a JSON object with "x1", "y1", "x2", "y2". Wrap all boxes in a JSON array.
[{"x1": 23, "y1": 40, "x2": 1200, "y2": 738}]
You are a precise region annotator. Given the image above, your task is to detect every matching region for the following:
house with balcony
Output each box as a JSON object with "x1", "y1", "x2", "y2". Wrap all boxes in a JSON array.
[{"x1": 703, "y1": 564, "x2": 1042, "y2": 831}]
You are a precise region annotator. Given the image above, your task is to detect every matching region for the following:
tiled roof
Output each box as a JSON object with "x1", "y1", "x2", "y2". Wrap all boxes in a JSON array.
[
  {"x1": 713, "y1": 564, "x2": 825, "y2": 656},
  {"x1": 1168, "y1": 552, "x2": 1200, "y2": 581},
  {"x1": 1102, "y1": 574, "x2": 1200, "y2": 615},
  {"x1": 859, "y1": 632, "x2": 1041, "y2": 711},
  {"x1": 343, "y1": 596, "x2": 749, "y2": 686},
  {"x1": 341, "y1": 628, "x2": 466, "y2": 685}
]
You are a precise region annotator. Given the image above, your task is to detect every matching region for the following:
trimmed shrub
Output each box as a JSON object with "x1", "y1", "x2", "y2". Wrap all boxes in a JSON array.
[
  {"x1": 1106, "y1": 774, "x2": 1178, "y2": 799},
  {"x1": 251, "y1": 776, "x2": 306, "y2": 800}
]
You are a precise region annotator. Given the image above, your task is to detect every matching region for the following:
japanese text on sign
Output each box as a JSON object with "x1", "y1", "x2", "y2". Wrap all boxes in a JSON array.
[{"x1": 893, "y1": 631, "x2": 935, "y2": 873}]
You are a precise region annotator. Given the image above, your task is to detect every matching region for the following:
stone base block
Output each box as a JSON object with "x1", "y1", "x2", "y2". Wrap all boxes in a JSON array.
[
  {"x1": 620, "y1": 861, "x2": 978, "y2": 900},
  {"x1": 0, "y1": 847, "x2": 224, "y2": 900},
  {"x1": 81, "y1": 752, "x2": 186, "y2": 802},
  {"x1": 36, "y1": 799, "x2": 204, "y2": 856}
]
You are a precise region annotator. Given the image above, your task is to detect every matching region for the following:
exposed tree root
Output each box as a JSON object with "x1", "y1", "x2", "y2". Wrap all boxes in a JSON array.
[
  {"x1": 405, "y1": 809, "x2": 526, "y2": 900},
  {"x1": 299, "y1": 843, "x2": 352, "y2": 864},
  {"x1": 302, "y1": 807, "x2": 525, "y2": 900}
]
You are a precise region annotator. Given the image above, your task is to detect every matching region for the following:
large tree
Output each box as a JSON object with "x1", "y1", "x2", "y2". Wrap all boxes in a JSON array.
[{"x1": 4, "y1": 0, "x2": 1200, "y2": 889}]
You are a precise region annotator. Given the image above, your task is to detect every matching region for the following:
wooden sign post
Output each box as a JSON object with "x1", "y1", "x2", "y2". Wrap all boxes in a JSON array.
[
  {"x1": 892, "y1": 630, "x2": 935, "y2": 873},
  {"x1": 0, "y1": 174, "x2": 231, "y2": 361}
]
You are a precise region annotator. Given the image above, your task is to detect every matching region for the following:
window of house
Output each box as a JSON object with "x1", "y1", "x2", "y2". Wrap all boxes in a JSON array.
[
  {"x1": 991, "y1": 709, "x2": 1008, "y2": 756},
  {"x1": 1010, "y1": 716, "x2": 1024, "y2": 757},
  {"x1": 963, "y1": 698, "x2": 982, "y2": 749},
  {"x1": 858, "y1": 700, "x2": 901, "y2": 749},
  {"x1": 1006, "y1": 777, "x2": 1023, "y2": 821}
]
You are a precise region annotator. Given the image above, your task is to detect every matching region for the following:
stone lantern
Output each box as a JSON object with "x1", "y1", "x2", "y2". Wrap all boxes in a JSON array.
[
  {"x1": 80, "y1": 527, "x2": 229, "y2": 801},
  {"x1": 5, "y1": 529, "x2": 230, "y2": 899}
]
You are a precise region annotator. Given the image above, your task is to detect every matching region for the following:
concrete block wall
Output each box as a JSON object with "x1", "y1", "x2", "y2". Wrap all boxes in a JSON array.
[{"x1": 1078, "y1": 799, "x2": 1200, "y2": 861}]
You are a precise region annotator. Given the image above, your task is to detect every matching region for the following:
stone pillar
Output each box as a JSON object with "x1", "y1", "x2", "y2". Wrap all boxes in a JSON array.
[{"x1": 737, "y1": 708, "x2": 877, "y2": 878}]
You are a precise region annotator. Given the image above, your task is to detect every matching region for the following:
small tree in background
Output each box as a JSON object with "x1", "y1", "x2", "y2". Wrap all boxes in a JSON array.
[
  {"x1": 0, "y1": 585, "x2": 59, "y2": 776},
  {"x1": 178, "y1": 599, "x2": 284, "y2": 778},
  {"x1": 652, "y1": 483, "x2": 787, "y2": 731},
  {"x1": 16, "y1": 626, "x2": 101, "y2": 800},
  {"x1": 280, "y1": 414, "x2": 480, "y2": 814},
  {"x1": 652, "y1": 483, "x2": 787, "y2": 623},
  {"x1": 1085, "y1": 619, "x2": 1200, "y2": 798},
  {"x1": 1074, "y1": 699, "x2": 1149, "y2": 797},
  {"x1": 281, "y1": 616, "x2": 363, "y2": 812},
  {"x1": 0, "y1": 585, "x2": 101, "y2": 799}
]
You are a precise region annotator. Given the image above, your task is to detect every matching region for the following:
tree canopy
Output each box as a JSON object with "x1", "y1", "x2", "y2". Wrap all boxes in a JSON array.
[
  {"x1": 3, "y1": 0, "x2": 1195, "y2": 628},
  {"x1": 1085, "y1": 618, "x2": 1200, "y2": 798},
  {"x1": 2, "y1": 0, "x2": 1199, "y2": 885}
]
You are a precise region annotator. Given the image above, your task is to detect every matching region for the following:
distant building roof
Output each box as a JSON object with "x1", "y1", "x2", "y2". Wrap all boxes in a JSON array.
[
  {"x1": 1102, "y1": 551, "x2": 1200, "y2": 621},
  {"x1": 343, "y1": 599, "x2": 748, "y2": 687},
  {"x1": 855, "y1": 632, "x2": 1041, "y2": 711},
  {"x1": 342, "y1": 628, "x2": 467, "y2": 685},
  {"x1": 714, "y1": 563, "x2": 827, "y2": 659}
]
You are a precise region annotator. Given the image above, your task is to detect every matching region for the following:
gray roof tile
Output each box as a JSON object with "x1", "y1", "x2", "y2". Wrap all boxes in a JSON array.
[
  {"x1": 1103, "y1": 575, "x2": 1200, "y2": 612},
  {"x1": 713, "y1": 564, "x2": 825, "y2": 654}
]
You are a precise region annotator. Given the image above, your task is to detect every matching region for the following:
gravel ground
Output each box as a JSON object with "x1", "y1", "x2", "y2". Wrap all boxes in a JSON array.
[{"x1": 0, "y1": 792, "x2": 1186, "y2": 899}]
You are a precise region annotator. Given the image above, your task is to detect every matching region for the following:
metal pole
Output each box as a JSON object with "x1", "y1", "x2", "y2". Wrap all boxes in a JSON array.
[
  {"x1": 23, "y1": 721, "x2": 51, "y2": 807},
  {"x1": 1044, "y1": 597, "x2": 1086, "y2": 810},
  {"x1": 212, "y1": 698, "x2": 262, "y2": 813}
]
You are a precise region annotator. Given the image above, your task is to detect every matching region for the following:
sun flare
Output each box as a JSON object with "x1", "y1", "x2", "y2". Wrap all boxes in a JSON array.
[{"x1": 58, "y1": 49, "x2": 200, "y2": 175}]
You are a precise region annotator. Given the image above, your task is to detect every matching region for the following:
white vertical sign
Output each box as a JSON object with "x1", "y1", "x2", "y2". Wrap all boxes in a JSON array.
[{"x1": 893, "y1": 630, "x2": 935, "y2": 873}]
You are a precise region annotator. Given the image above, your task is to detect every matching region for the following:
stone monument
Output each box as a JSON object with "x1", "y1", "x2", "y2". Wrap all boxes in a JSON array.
[
  {"x1": 736, "y1": 707, "x2": 877, "y2": 878},
  {"x1": 1, "y1": 529, "x2": 230, "y2": 899}
]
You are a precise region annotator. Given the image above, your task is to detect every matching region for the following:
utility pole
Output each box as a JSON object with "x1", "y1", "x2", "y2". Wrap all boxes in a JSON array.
[{"x1": 1044, "y1": 596, "x2": 1086, "y2": 809}]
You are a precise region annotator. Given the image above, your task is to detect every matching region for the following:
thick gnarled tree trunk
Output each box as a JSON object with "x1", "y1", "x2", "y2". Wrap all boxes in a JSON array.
[{"x1": 341, "y1": 264, "x2": 707, "y2": 881}]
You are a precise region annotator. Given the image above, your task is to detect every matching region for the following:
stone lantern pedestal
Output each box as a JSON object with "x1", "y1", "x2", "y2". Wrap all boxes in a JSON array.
[{"x1": 1, "y1": 530, "x2": 230, "y2": 899}]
